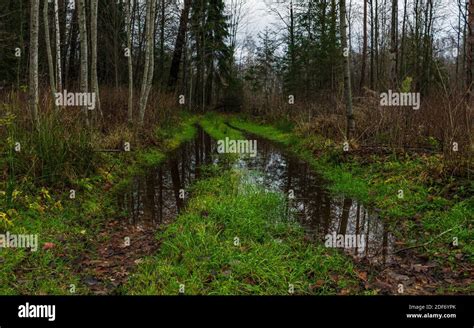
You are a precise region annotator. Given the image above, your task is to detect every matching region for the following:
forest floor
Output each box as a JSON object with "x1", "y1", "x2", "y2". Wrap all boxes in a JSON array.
[{"x1": 0, "y1": 112, "x2": 472, "y2": 295}]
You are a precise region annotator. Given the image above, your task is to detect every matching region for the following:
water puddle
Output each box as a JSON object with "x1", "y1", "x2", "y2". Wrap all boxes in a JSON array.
[
  {"x1": 118, "y1": 127, "x2": 214, "y2": 227},
  {"x1": 233, "y1": 137, "x2": 395, "y2": 264},
  {"x1": 119, "y1": 127, "x2": 394, "y2": 265}
]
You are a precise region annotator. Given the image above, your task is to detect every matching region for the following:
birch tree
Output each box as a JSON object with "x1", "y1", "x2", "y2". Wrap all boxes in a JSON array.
[
  {"x1": 77, "y1": 0, "x2": 89, "y2": 125},
  {"x1": 29, "y1": 0, "x2": 40, "y2": 125},
  {"x1": 91, "y1": 0, "x2": 101, "y2": 119},
  {"x1": 360, "y1": 0, "x2": 368, "y2": 91},
  {"x1": 145, "y1": 0, "x2": 156, "y2": 111},
  {"x1": 54, "y1": 0, "x2": 62, "y2": 91},
  {"x1": 340, "y1": 0, "x2": 355, "y2": 139},
  {"x1": 468, "y1": 0, "x2": 474, "y2": 101},
  {"x1": 138, "y1": 0, "x2": 156, "y2": 126},
  {"x1": 44, "y1": 0, "x2": 57, "y2": 108},
  {"x1": 125, "y1": 0, "x2": 133, "y2": 123},
  {"x1": 389, "y1": 0, "x2": 398, "y2": 88}
]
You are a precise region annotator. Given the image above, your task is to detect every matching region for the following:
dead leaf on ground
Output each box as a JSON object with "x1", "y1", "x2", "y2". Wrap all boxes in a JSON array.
[
  {"x1": 357, "y1": 271, "x2": 368, "y2": 281},
  {"x1": 42, "y1": 242, "x2": 55, "y2": 250}
]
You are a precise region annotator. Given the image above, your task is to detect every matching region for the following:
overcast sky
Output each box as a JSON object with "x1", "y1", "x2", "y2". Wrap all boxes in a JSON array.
[{"x1": 233, "y1": 0, "x2": 461, "y2": 46}]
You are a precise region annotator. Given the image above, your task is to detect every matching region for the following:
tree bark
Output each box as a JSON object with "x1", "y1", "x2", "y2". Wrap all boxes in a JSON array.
[
  {"x1": 54, "y1": 0, "x2": 62, "y2": 91},
  {"x1": 399, "y1": 0, "x2": 407, "y2": 78},
  {"x1": 369, "y1": 0, "x2": 374, "y2": 89},
  {"x1": 138, "y1": 0, "x2": 156, "y2": 126},
  {"x1": 29, "y1": 0, "x2": 40, "y2": 126},
  {"x1": 289, "y1": 0, "x2": 296, "y2": 93},
  {"x1": 340, "y1": 0, "x2": 355, "y2": 139},
  {"x1": 374, "y1": 0, "x2": 379, "y2": 89},
  {"x1": 390, "y1": 0, "x2": 398, "y2": 88},
  {"x1": 159, "y1": 0, "x2": 165, "y2": 85},
  {"x1": 145, "y1": 0, "x2": 156, "y2": 104},
  {"x1": 126, "y1": 0, "x2": 133, "y2": 123},
  {"x1": 359, "y1": 0, "x2": 367, "y2": 92},
  {"x1": 467, "y1": 0, "x2": 474, "y2": 101},
  {"x1": 139, "y1": 1, "x2": 152, "y2": 125},
  {"x1": 113, "y1": 2, "x2": 119, "y2": 89},
  {"x1": 77, "y1": 0, "x2": 89, "y2": 125},
  {"x1": 90, "y1": 0, "x2": 101, "y2": 119},
  {"x1": 167, "y1": 0, "x2": 192, "y2": 90},
  {"x1": 66, "y1": 2, "x2": 78, "y2": 89},
  {"x1": 44, "y1": 0, "x2": 57, "y2": 109}
]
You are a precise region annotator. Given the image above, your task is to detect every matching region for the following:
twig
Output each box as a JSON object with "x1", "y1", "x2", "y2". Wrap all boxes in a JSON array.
[
  {"x1": 394, "y1": 225, "x2": 462, "y2": 254},
  {"x1": 93, "y1": 149, "x2": 126, "y2": 153}
]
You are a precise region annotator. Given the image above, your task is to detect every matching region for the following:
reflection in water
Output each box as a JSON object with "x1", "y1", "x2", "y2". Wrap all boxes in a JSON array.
[
  {"x1": 119, "y1": 127, "x2": 213, "y2": 227},
  {"x1": 235, "y1": 138, "x2": 394, "y2": 264},
  {"x1": 119, "y1": 128, "x2": 394, "y2": 264}
]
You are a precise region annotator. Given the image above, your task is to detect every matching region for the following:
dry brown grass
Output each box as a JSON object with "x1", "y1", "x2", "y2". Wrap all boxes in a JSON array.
[{"x1": 241, "y1": 88, "x2": 472, "y2": 176}]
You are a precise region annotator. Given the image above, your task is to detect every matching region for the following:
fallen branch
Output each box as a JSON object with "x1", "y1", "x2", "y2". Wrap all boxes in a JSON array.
[
  {"x1": 394, "y1": 224, "x2": 463, "y2": 254},
  {"x1": 94, "y1": 149, "x2": 131, "y2": 153}
]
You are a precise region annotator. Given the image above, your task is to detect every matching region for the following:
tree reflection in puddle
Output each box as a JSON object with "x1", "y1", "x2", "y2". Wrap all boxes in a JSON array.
[{"x1": 119, "y1": 128, "x2": 394, "y2": 265}]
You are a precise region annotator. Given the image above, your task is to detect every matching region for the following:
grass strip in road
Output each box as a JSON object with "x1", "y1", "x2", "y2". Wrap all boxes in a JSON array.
[
  {"x1": 199, "y1": 112, "x2": 246, "y2": 141},
  {"x1": 124, "y1": 168, "x2": 362, "y2": 295}
]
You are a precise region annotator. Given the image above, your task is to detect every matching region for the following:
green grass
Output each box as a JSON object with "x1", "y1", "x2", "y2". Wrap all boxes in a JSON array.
[
  {"x1": 227, "y1": 115, "x2": 473, "y2": 265},
  {"x1": 108, "y1": 115, "x2": 199, "y2": 187},
  {"x1": 1, "y1": 109, "x2": 470, "y2": 295},
  {"x1": 422, "y1": 198, "x2": 474, "y2": 263},
  {"x1": 0, "y1": 113, "x2": 200, "y2": 295},
  {"x1": 133, "y1": 115, "x2": 198, "y2": 171},
  {"x1": 123, "y1": 168, "x2": 361, "y2": 295},
  {"x1": 156, "y1": 115, "x2": 199, "y2": 152},
  {"x1": 199, "y1": 112, "x2": 245, "y2": 141},
  {"x1": 0, "y1": 178, "x2": 112, "y2": 294}
]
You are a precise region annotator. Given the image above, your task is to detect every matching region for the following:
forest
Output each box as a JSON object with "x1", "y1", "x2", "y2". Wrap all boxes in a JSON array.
[{"x1": 0, "y1": 0, "x2": 472, "y2": 297}]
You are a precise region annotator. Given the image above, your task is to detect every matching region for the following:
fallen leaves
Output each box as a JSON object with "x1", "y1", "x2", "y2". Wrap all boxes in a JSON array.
[
  {"x1": 77, "y1": 220, "x2": 161, "y2": 295},
  {"x1": 42, "y1": 242, "x2": 55, "y2": 250},
  {"x1": 356, "y1": 270, "x2": 368, "y2": 281},
  {"x1": 308, "y1": 279, "x2": 325, "y2": 291}
]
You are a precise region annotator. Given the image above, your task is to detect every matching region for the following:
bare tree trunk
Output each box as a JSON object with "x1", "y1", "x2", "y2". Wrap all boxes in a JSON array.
[
  {"x1": 369, "y1": 0, "x2": 374, "y2": 89},
  {"x1": 360, "y1": 0, "x2": 368, "y2": 92},
  {"x1": 126, "y1": 0, "x2": 133, "y2": 123},
  {"x1": 54, "y1": 0, "x2": 62, "y2": 91},
  {"x1": 17, "y1": 0, "x2": 25, "y2": 92},
  {"x1": 289, "y1": 0, "x2": 296, "y2": 93},
  {"x1": 421, "y1": 0, "x2": 433, "y2": 93},
  {"x1": 90, "y1": 0, "x2": 101, "y2": 120},
  {"x1": 65, "y1": 2, "x2": 78, "y2": 89},
  {"x1": 456, "y1": 2, "x2": 461, "y2": 85},
  {"x1": 29, "y1": 0, "x2": 40, "y2": 126},
  {"x1": 467, "y1": 0, "x2": 474, "y2": 101},
  {"x1": 44, "y1": 0, "x2": 57, "y2": 110},
  {"x1": 168, "y1": 0, "x2": 192, "y2": 89},
  {"x1": 77, "y1": 0, "x2": 89, "y2": 125},
  {"x1": 138, "y1": 2, "x2": 151, "y2": 125},
  {"x1": 399, "y1": 0, "x2": 407, "y2": 78},
  {"x1": 374, "y1": 0, "x2": 379, "y2": 89},
  {"x1": 138, "y1": 0, "x2": 155, "y2": 126},
  {"x1": 414, "y1": 0, "x2": 421, "y2": 90},
  {"x1": 466, "y1": 0, "x2": 473, "y2": 150},
  {"x1": 114, "y1": 2, "x2": 119, "y2": 89},
  {"x1": 159, "y1": 0, "x2": 165, "y2": 86},
  {"x1": 145, "y1": 0, "x2": 156, "y2": 106},
  {"x1": 340, "y1": 0, "x2": 355, "y2": 139},
  {"x1": 390, "y1": 0, "x2": 398, "y2": 88}
]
